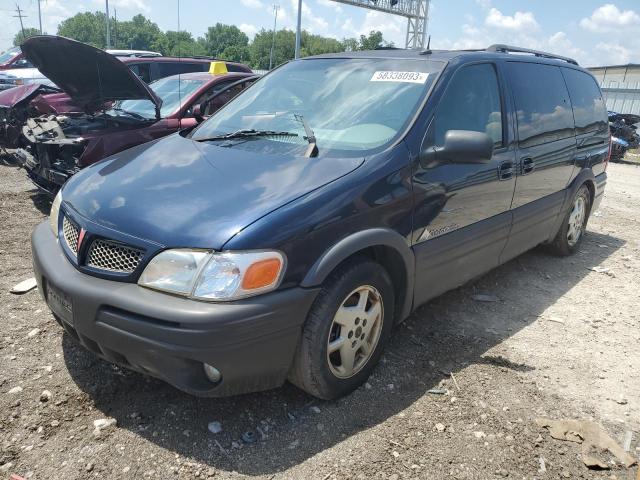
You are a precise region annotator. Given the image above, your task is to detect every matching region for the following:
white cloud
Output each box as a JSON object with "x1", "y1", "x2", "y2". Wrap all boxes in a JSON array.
[
  {"x1": 317, "y1": 0, "x2": 343, "y2": 13},
  {"x1": 240, "y1": 0, "x2": 264, "y2": 8},
  {"x1": 239, "y1": 23, "x2": 258, "y2": 37},
  {"x1": 485, "y1": 7, "x2": 539, "y2": 32},
  {"x1": 547, "y1": 31, "x2": 585, "y2": 61},
  {"x1": 289, "y1": 0, "x2": 329, "y2": 32},
  {"x1": 595, "y1": 41, "x2": 633, "y2": 65},
  {"x1": 92, "y1": 0, "x2": 150, "y2": 13},
  {"x1": 340, "y1": 10, "x2": 405, "y2": 45},
  {"x1": 580, "y1": 4, "x2": 640, "y2": 32}
]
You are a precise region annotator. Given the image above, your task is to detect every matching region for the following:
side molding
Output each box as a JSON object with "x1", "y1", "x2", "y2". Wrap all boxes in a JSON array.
[{"x1": 301, "y1": 228, "x2": 415, "y2": 321}]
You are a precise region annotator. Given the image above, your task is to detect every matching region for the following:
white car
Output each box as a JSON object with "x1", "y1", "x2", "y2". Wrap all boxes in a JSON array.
[{"x1": 0, "y1": 67, "x2": 54, "y2": 91}]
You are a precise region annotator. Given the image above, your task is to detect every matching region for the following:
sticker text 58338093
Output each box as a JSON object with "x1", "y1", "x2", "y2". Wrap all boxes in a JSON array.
[{"x1": 370, "y1": 71, "x2": 429, "y2": 84}]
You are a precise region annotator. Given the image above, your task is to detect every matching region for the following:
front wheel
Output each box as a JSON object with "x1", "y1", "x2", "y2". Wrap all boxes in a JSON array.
[
  {"x1": 288, "y1": 258, "x2": 395, "y2": 399},
  {"x1": 548, "y1": 185, "x2": 591, "y2": 256}
]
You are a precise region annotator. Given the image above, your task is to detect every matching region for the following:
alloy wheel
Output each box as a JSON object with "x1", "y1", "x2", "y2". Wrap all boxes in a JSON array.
[
  {"x1": 327, "y1": 285, "x2": 384, "y2": 379},
  {"x1": 567, "y1": 195, "x2": 586, "y2": 247}
]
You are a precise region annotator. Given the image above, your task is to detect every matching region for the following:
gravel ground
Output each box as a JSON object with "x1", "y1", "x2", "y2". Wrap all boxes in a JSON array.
[{"x1": 1, "y1": 158, "x2": 639, "y2": 480}]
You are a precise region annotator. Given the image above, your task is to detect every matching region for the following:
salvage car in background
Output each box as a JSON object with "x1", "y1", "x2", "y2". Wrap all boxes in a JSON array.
[
  {"x1": 0, "y1": 36, "x2": 256, "y2": 194},
  {"x1": 0, "y1": 65, "x2": 53, "y2": 91},
  {"x1": 0, "y1": 46, "x2": 32, "y2": 70},
  {"x1": 609, "y1": 111, "x2": 640, "y2": 161}
]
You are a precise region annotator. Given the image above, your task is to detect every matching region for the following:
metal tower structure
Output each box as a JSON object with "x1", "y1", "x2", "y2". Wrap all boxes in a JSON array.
[{"x1": 330, "y1": 0, "x2": 430, "y2": 49}]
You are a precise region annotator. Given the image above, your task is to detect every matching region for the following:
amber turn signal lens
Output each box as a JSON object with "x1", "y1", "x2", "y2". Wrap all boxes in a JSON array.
[{"x1": 241, "y1": 258, "x2": 282, "y2": 290}]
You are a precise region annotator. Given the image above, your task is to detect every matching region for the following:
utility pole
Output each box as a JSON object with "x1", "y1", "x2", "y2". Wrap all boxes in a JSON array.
[
  {"x1": 37, "y1": 0, "x2": 42, "y2": 34},
  {"x1": 294, "y1": 0, "x2": 302, "y2": 59},
  {"x1": 14, "y1": 3, "x2": 27, "y2": 39},
  {"x1": 113, "y1": 8, "x2": 117, "y2": 47},
  {"x1": 105, "y1": 0, "x2": 111, "y2": 49},
  {"x1": 268, "y1": 4, "x2": 279, "y2": 70}
]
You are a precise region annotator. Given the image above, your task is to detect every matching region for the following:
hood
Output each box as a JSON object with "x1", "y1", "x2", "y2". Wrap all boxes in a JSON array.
[
  {"x1": 21, "y1": 36, "x2": 161, "y2": 116},
  {"x1": 0, "y1": 83, "x2": 46, "y2": 108},
  {"x1": 62, "y1": 134, "x2": 364, "y2": 249}
]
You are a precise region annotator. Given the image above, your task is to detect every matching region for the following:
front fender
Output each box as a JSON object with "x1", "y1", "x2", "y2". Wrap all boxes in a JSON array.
[{"x1": 301, "y1": 228, "x2": 415, "y2": 321}]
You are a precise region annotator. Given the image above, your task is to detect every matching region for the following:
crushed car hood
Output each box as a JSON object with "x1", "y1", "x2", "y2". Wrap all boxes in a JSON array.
[
  {"x1": 61, "y1": 133, "x2": 364, "y2": 249},
  {"x1": 0, "y1": 83, "x2": 59, "y2": 108},
  {"x1": 21, "y1": 36, "x2": 161, "y2": 115}
]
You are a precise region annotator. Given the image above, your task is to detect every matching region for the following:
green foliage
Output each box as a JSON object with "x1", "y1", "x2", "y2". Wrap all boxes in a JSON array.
[
  {"x1": 57, "y1": 11, "x2": 110, "y2": 48},
  {"x1": 153, "y1": 31, "x2": 207, "y2": 57},
  {"x1": 250, "y1": 29, "x2": 295, "y2": 70},
  {"x1": 55, "y1": 11, "x2": 392, "y2": 69},
  {"x1": 13, "y1": 28, "x2": 42, "y2": 46},
  {"x1": 342, "y1": 31, "x2": 393, "y2": 52},
  {"x1": 114, "y1": 14, "x2": 164, "y2": 51},
  {"x1": 203, "y1": 23, "x2": 249, "y2": 58}
]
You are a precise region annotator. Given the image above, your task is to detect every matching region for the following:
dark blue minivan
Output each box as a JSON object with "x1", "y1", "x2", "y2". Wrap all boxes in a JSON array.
[{"x1": 32, "y1": 45, "x2": 610, "y2": 399}]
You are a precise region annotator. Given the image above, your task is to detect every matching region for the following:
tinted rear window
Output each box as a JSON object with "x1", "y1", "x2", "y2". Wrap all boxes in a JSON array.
[
  {"x1": 153, "y1": 62, "x2": 205, "y2": 80},
  {"x1": 508, "y1": 62, "x2": 574, "y2": 148},
  {"x1": 562, "y1": 68, "x2": 608, "y2": 135}
]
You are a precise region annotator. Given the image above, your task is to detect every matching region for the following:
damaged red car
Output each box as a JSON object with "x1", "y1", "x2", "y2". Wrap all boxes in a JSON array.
[{"x1": 0, "y1": 36, "x2": 256, "y2": 194}]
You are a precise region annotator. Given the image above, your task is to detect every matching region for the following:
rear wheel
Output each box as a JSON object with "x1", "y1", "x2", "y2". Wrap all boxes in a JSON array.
[
  {"x1": 289, "y1": 258, "x2": 394, "y2": 399},
  {"x1": 548, "y1": 185, "x2": 591, "y2": 256}
]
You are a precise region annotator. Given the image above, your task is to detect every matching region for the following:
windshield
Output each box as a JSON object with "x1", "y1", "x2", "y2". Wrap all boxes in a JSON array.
[
  {"x1": 114, "y1": 75, "x2": 207, "y2": 119},
  {"x1": 191, "y1": 58, "x2": 441, "y2": 156},
  {"x1": 0, "y1": 47, "x2": 20, "y2": 64}
]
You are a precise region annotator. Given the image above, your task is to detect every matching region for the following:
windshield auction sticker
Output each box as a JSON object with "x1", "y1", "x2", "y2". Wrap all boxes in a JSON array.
[{"x1": 370, "y1": 71, "x2": 429, "y2": 84}]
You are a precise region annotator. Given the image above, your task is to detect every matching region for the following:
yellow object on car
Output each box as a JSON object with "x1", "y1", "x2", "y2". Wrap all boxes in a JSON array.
[{"x1": 209, "y1": 61, "x2": 228, "y2": 75}]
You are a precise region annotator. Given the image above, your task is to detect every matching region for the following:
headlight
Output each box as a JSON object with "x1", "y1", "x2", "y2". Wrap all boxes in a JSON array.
[
  {"x1": 49, "y1": 190, "x2": 62, "y2": 238},
  {"x1": 138, "y1": 249, "x2": 285, "y2": 301}
]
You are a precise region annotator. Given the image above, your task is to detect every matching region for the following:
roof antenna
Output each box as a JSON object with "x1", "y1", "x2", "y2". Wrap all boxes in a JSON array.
[{"x1": 426, "y1": 35, "x2": 431, "y2": 50}]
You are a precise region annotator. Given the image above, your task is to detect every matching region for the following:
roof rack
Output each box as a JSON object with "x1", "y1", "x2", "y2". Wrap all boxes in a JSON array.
[{"x1": 487, "y1": 44, "x2": 578, "y2": 65}]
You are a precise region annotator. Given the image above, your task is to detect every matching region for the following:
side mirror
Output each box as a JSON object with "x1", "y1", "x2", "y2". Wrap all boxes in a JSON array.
[
  {"x1": 422, "y1": 130, "x2": 494, "y2": 165},
  {"x1": 193, "y1": 103, "x2": 205, "y2": 122}
]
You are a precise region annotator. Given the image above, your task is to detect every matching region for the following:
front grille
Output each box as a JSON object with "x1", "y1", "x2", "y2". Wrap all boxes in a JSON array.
[
  {"x1": 86, "y1": 239, "x2": 144, "y2": 274},
  {"x1": 62, "y1": 216, "x2": 79, "y2": 255}
]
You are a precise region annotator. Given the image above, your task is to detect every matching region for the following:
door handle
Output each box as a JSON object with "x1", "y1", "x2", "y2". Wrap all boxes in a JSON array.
[
  {"x1": 498, "y1": 161, "x2": 514, "y2": 181},
  {"x1": 522, "y1": 157, "x2": 535, "y2": 174}
]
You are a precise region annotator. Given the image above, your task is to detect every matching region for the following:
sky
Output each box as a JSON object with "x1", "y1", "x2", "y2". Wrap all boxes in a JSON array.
[{"x1": 1, "y1": 0, "x2": 639, "y2": 67}]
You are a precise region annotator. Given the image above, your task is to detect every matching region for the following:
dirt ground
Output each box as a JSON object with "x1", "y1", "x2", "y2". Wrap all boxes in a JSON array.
[{"x1": 1, "y1": 157, "x2": 639, "y2": 480}]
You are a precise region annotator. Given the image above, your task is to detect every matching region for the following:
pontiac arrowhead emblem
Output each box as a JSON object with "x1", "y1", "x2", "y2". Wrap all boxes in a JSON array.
[{"x1": 77, "y1": 228, "x2": 86, "y2": 251}]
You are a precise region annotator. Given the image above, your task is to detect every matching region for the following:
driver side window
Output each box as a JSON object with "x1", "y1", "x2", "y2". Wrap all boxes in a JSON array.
[{"x1": 434, "y1": 63, "x2": 503, "y2": 147}]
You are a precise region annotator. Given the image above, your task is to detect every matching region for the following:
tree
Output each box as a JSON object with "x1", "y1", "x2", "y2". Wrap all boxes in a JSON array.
[
  {"x1": 249, "y1": 28, "x2": 295, "y2": 70},
  {"x1": 13, "y1": 28, "x2": 41, "y2": 46},
  {"x1": 342, "y1": 31, "x2": 392, "y2": 51},
  {"x1": 301, "y1": 31, "x2": 344, "y2": 57},
  {"x1": 115, "y1": 14, "x2": 164, "y2": 51},
  {"x1": 153, "y1": 30, "x2": 207, "y2": 56},
  {"x1": 57, "y1": 11, "x2": 110, "y2": 48},
  {"x1": 203, "y1": 24, "x2": 249, "y2": 58},
  {"x1": 341, "y1": 37, "x2": 359, "y2": 52},
  {"x1": 358, "y1": 31, "x2": 392, "y2": 50}
]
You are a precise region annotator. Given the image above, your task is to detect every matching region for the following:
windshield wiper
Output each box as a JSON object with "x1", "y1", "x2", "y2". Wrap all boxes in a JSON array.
[
  {"x1": 294, "y1": 114, "x2": 318, "y2": 158},
  {"x1": 194, "y1": 129, "x2": 299, "y2": 142},
  {"x1": 110, "y1": 107, "x2": 150, "y2": 121}
]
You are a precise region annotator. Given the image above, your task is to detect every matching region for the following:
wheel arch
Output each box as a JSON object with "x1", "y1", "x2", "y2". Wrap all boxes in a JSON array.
[
  {"x1": 547, "y1": 168, "x2": 596, "y2": 243},
  {"x1": 301, "y1": 229, "x2": 414, "y2": 322}
]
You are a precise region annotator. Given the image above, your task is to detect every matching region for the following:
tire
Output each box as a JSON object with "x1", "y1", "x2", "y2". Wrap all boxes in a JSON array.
[
  {"x1": 548, "y1": 185, "x2": 591, "y2": 256},
  {"x1": 288, "y1": 258, "x2": 395, "y2": 400}
]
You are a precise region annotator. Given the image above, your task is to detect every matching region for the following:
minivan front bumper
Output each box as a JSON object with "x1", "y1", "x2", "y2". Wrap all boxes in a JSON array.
[{"x1": 31, "y1": 222, "x2": 319, "y2": 397}]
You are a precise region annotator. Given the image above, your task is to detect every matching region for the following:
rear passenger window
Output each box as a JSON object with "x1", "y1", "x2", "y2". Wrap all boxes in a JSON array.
[
  {"x1": 562, "y1": 68, "x2": 608, "y2": 134},
  {"x1": 508, "y1": 62, "x2": 574, "y2": 147},
  {"x1": 434, "y1": 63, "x2": 503, "y2": 147},
  {"x1": 152, "y1": 62, "x2": 204, "y2": 80},
  {"x1": 128, "y1": 63, "x2": 151, "y2": 83}
]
